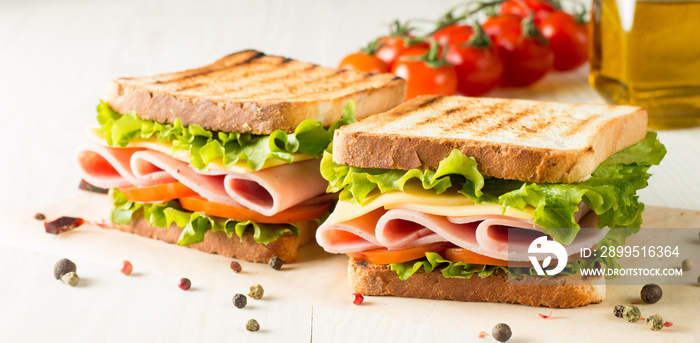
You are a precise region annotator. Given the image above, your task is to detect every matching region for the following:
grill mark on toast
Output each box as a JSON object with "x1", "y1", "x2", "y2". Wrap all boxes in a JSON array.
[
  {"x1": 279, "y1": 57, "x2": 293, "y2": 65},
  {"x1": 469, "y1": 101, "x2": 510, "y2": 135},
  {"x1": 415, "y1": 105, "x2": 462, "y2": 127},
  {"x1": 160, "y1": 51, "x2": 266, "y2": 84},
  {"x1": 450, "y1": 115, "x2": 483, "y2": 131},
  {"x1": 416, "y1": 96, "x2": 443, "y2": 110},
  {"x1": 564, "y1": 114, "x2": 599, "y2": 136},
  {"x1": 175, "y1": 83, "x2": 203, "y2": 92}
]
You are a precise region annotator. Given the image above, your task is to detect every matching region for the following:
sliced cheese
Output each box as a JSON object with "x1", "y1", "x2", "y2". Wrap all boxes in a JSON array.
[
  {"x1": 329, "y1": 183, "x2": 535, "y2": 224},
  {"x1": 88, "y1": 128, "x2": 312, "y2": 173}
]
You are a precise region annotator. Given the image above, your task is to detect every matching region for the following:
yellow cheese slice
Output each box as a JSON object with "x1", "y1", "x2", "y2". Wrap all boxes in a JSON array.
[
  {"x1": 88, "y1": 128, "x2": 312, "y2": 173},
  {"x1": 329, "y1": 183, "x2": 534, "y2": 224}
]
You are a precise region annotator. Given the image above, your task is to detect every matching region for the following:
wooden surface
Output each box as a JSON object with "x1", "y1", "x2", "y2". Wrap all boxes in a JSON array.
[
  {"x1": 1, "y1": 193, "x2": 698, "y2": 342},
  {"x1": 1, "y1": 0, "x2": 699, "y2": 342}
]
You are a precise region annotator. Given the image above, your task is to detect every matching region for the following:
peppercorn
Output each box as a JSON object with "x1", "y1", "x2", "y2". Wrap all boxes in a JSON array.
[
  {"x1": 681, "y1": 259, "x2": 693, "y2": 271},
  {"x1": 233, "y1": 294, "x2": 247, "y2": 309},
  {"x1": 121, "y1": 260, "x2": 133, "y2": 275},
  {"x1": 613, "y1": 305, "x2": 625, "y2": 318},
  {"x1": 246, "y1": 319, "x2": 260, "y2": 332},
  {"x1": 697, "y1": 275, "x2": 700, "y2": 285},
  {"x1": 230, "y1": 261, "x2": 242, "y2": 273},
  {"x1": 54, "y1": 258, "x2": 77, "y2": 280},
  {"x1": 641, "y1": 284, "x2": 662, "y2": 304},
  {"x1": 352, "y1": 293, "x2": 364, "y2": 305},
  {"x1": 646, "y1": 314, "x2": 664, "y2": 331},
  {"x1": 492, "y1": 323, "x2": 512, "y2": 342},
  {"x1": 269, "y1": 256, "x2": 283, "y2": 270},
  {"x1": 248, "y1": 284, "x2": 264, "y2": 299},
  {"x1": 34, "y1": 212, "x2": 46, "y2": 220},
  {"x1": 623, "y1": 305, "x2": 641, "y2": 322},
  {"x1": 178, "y1": 278, "x2": 191, "y2": 290},
  {"x1": 60, "y1": 271, "x2": 80, "y2": 286}
]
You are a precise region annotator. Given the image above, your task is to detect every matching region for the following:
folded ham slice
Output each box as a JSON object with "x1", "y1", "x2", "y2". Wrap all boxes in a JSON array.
[
  {"x1": 316, "y1": 202, "x2": 609, "y2": 262},
  {"x1": 75, "y1": 143, "x2": 328, "y2": 215},
  {"x1": 223, "y1": 159, "x2": 328, "y2": 216}
]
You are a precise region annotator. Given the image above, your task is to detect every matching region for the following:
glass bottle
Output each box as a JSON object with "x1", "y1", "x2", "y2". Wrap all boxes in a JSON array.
[{"x1": 589, "y1": 0, "x2": 700, "y2": 129}]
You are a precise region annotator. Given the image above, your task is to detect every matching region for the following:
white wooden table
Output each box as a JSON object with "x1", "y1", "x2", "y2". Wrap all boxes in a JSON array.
[{"x1": 1, "y1": 1, "x2": 698, "y2": 342}]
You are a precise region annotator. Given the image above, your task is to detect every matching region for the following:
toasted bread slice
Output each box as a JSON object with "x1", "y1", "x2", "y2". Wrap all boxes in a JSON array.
[
  {"x1": 333, "y1": 95, "x2": 647, "y2": 183},
  {"x1": 105, "y1": 50, "x2": 406, "y2": 134},
  {"x1": 105, "y1": 218, "x2": 317, "y2": 263},
  {"x1": 348, "y1": 258, "x2": 605, "y2": 308}
]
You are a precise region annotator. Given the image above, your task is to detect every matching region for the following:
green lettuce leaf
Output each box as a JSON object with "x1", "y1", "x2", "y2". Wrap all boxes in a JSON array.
[
  {"x1": 109, "y1": 189, "x2": 298, "y2": 245},
  {"x1": 97, "y1": 100, "x2": 356, "y2": 171},
  {"x1": 390, "y1": 251, "x2": 617, "y2": 281},
  {"x1": 322, "y1": 132, "x2": 666, "y2": 245}
]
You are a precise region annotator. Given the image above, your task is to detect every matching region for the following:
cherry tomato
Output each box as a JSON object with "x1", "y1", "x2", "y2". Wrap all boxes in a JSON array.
[
  {"x1": 338, "y1": 52, "x2": 390, "y2": 74},
  {"x1": 347, "y1": 242, "x2": 453, "y2": 265},
  {"x1": 179, "y1": 195, "x2": 332, "y2": 224},
  {"x1": 120, "y1": 182, "x2": 197, "y2": 203},
  {"x1": 392, "y1": 56, "x2": 458, "y2": 100},
  {"x1": 376, "y1": 36, "x2": 428, "y2": 69},
  {"x1": 445, "y1": 26, "x2": 504, "y2": 96},
  {"x1": 482, "y1": 13, "x2": 523, "y2": 43},
  {"x1": 496, "y1": 30, "x2": 553, "y2": 87},
  {"x1": 500, "y1": 0, "x2": 556, "y2": 24},
  {"x1": 540, "y1": 11, "x2": 588, "y2": 71},
  {"x1": 431, "y1": 24, "x2": 474, "y2": 46}
]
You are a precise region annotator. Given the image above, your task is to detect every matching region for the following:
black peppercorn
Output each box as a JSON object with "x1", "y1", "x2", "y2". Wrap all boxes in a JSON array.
[
  {"x1": 641, "y1": 284, "x2": 662, "y2": 304},
  {"x1": 492, "y1": 323, "x2": 512, "y2": 342},
  {"x1": 233, "y1": 293, "x2": 247, "y2": 309},
  {"x1": 269, "y1": 256, "x2": 283, "y2": 270},
  {"x1": 54, "y1": 258, "x2": 77, "y2": 279},
  {"x1": 613, "y1": 305, "x2": 625, "y2": 318},
  {"x1": 34, "y1": 212, "x2": 46, "y2": 220}
]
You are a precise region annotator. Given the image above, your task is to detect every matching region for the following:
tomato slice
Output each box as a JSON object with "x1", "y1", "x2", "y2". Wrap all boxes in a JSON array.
[
  {"x1": 347, "y1": 242, "x2": 453, "y2": 265},
  {"x1": 179, "y1": 195, "x2": 331, "y2": 224},
  {"x1": 120, "y1": 182, "x2": 197, "y2": 203},
  {"x1": 442, "y1": 248, "x2": 510, "y2": 266}
]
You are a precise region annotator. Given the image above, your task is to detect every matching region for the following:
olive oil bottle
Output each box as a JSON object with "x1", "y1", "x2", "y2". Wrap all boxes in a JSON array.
[{"x1": 590, "y1": 0, "x2": 700, "y2": 129}]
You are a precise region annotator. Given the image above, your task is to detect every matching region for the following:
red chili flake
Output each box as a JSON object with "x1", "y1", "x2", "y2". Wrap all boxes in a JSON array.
[
  {"x1": 478, "y1": 331, "x2": 488, "y2": 338},
  {"x1": 663, "y1": 321, "x2": 673, "y2": 327},
  {"x1": 121, "y1": 260, "x2": 133, "y2": 275},
  {"x1": 44, "y1": 216, "x2": 85, "y2": 234},
  {"x1": 630, "y1": 302, "x2": 639, "y2": 305},
  {"x1": 178, "y1": 278, "x2": 191, "y2": 290},
  {"x1": 640, "y1": 317, "x2": 645, "y2": 321},
  {"x1": 78, "y1": 179, "x2": 109, "y2": 194},
  {"x1": 539, "y1": 311, "x2": 553, "y2": 319},
  {"x1": 352, "y1": 293, "x2": 364, "y2": 305}
]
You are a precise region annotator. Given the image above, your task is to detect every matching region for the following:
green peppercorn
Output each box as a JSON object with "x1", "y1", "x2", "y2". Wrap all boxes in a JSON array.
[
  {"x1": 492, "y1": 323, "x2": 512, "y2": 342},
  {"x1": 613, "y1": 305, "x2": 625, "y2": 318},
  {"x1": 269, "y1": 256, "x2": 283, "y2": 270},
  {"x1": 248, "y1": 284, "x2": 264, "y2": 299},
  {"x1": 246, "y1": 319, "x2": 260, "y2": 332},
  {"x1": 646, "y1": 314, "x2": 664, "y2": 331},
  {"x1": 681, "y1": 259, "x2": 693, "y2": 271},
  {"x1": 54, "y1": 258, "x2": 77, "y2": 279},
  {"x1": 623, "y1": 305, "x2": 641, "y2": 322},
  {"x1": 60, "y1": 271, "x2": 80, "y2": 286},
  {"x1": 233, "y1": 293, "x2": 247, "y2": 309},
  {"x1": 641, "y1": 284, "x2": 662, "y2": 304}
]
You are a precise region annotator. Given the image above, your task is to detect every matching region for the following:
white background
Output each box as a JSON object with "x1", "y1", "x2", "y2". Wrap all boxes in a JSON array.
[{"x1": 1, "y1": 0, "x2": 699, "y2": 342}]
